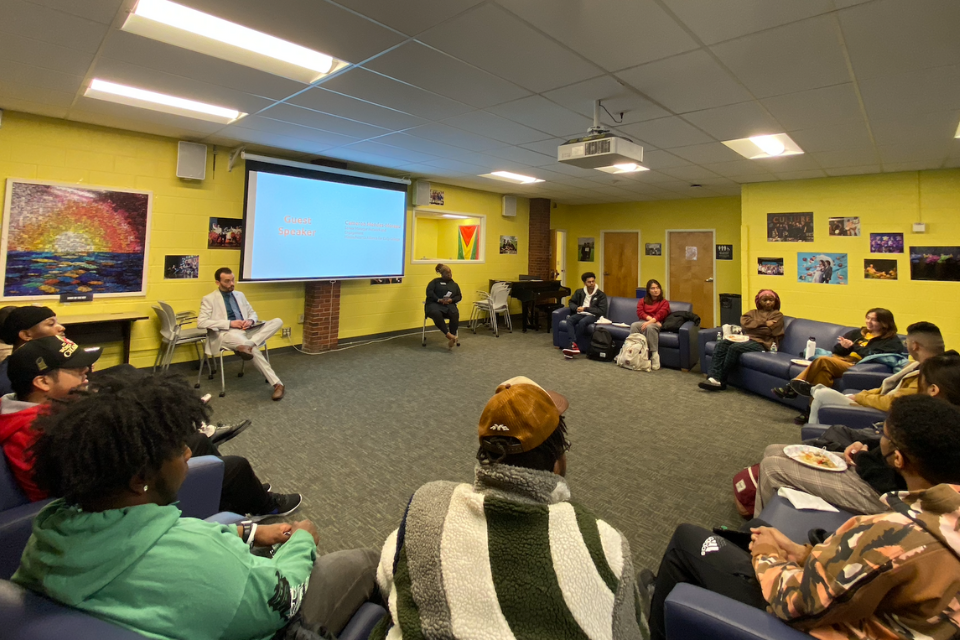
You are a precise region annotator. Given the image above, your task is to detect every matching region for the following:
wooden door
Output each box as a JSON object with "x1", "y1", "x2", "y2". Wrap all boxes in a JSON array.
[
  {"x1": 551, "y1": 229, "x2": 567, "y2": 285},
  {"x1": 668, "y1": 231, "x2": 714, "y2": 324},
  {"x1": 602, "y1": 232, "x2": 639, "y2": 298}
]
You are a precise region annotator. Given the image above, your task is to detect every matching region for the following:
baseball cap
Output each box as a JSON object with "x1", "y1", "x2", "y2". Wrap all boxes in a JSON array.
[
  {"x1": 478, "y1": 376, "x2": 569, "y2": 454},
  {"x1": 7, "y1": 335, "x2": 102, "y2": 390},
  {"x1": 0, "y1": 306, "x2": 55, "y2": 345}
]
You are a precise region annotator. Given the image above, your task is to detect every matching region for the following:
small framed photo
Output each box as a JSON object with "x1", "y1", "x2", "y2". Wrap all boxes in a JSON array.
[{"x1": 645, "y1": 243, "x2": 662, "y2": 256}]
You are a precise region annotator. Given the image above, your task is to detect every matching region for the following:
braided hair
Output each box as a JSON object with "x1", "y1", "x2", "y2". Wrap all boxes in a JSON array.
[{"x1": 29, "y1": 373, "x2": 209, "y2": 507}]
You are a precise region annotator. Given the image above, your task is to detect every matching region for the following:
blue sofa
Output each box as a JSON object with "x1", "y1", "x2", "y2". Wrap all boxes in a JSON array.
[
  {"x1": 664, "y1": 495, "x2": 855, "y2": 640},
  {"x1": 553, "y1": 297, "x2": 700, "y2": 370},
  {"x1": 698, "y1": 317, "x2": 897, "y2": 410}
]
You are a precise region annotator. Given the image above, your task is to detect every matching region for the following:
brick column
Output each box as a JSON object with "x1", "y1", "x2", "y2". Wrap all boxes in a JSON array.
[
  {"x1": 528, "y1": 198, "x2": 551, "y2": 279},
  {"x1": 302, "y1": 281, "x2": 340, "y2": 353}
]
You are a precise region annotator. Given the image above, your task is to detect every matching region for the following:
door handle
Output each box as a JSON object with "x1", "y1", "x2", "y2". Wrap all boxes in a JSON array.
[{"x1": 705, "y1": 277, "x2": 714, "y2": 282}]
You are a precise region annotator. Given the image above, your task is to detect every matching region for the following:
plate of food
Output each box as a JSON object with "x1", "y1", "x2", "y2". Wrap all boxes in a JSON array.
[
  {"x1": 783, "y1": 445, "x2": 847, "y2": 472},
  {"x1": 725, "y1": 335, "x2": 750, "y2": 343},
  {"x1": 791, "y1": 358, "x2": 813, "y2": 366}
]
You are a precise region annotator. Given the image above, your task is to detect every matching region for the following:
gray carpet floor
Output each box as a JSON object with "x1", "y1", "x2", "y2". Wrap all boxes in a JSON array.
[{"x1": 198, "y1": 327, "x2": 801, "y2": 571}]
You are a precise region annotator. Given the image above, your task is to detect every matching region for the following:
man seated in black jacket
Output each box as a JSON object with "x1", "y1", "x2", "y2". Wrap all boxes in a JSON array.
[{"x1": 562, "y1": 272, "x2": 608, "y2": 359}]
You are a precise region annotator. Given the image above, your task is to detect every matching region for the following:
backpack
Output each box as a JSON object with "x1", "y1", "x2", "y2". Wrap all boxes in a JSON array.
[
  {"x1": 732, "y1": 464, "x2": 760, "y2": 518},
  {"x1": 615, "y1": 332, "x2": 651, "y2": 372},
  {"x1": 661, "y1": 311, "x2": 701, "y2": 333},
  {"x1": 587, "y1": 327, "x2": 616, "y2": 362}
]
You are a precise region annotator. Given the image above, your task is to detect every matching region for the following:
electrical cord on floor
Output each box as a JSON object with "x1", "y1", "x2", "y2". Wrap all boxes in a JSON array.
[{"x1": 283, "y1": 329, "x2": 425, "y2": 355}]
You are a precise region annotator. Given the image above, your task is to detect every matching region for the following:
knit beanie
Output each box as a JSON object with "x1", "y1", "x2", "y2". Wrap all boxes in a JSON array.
[{"x1": 0, "y1": 306, "x2": 55, "y2": 345}]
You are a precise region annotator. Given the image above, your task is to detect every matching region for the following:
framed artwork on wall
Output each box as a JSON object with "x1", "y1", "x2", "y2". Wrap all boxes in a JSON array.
[
  {"x1": 869, "y1": 233, "x2": 903, "y2": 253},
  {"x1": 645, "y1": 243, "x2": 661, "y2": 256},
  {"x1": 578, "y1": 237, "x2": 595, "y2": 261},
  {"x1": 828, "y1": 217, "x2": 860, "y2": 237},
  {"x1": 499, "y1": 235, "x2": 518, "y2": 254},
  {"x1": 1, "y1": 179, "x2": 152, "y2": 299},
  {"x1": 757, "y1": 257, "x2": 783, "y2": 275},
  {"x1": 910, "y1": 246, "x2": 960, "y2": 282},
  {"x1": 208, "y1": 217, "x2": 243, "y2": 249},
  {"x1": 767, "y1": 212, "x2": 813, "y2": 242},
  {"x1": 798, "y1": 252, "x2": 847, "y2": 284},
  {"x1": 163, "y1": 255, "x2": 199, "y2": 279},
  {"x1": 864, "y1": 259, "x2": 898, "y2": 280}
]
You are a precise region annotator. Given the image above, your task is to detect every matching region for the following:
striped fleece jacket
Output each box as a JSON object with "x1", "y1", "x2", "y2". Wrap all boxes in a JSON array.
[
  {"x1": 370, "y1": 463, "x2": 645, "y2": 640},
  {"x1": 752, "y1": 483, "x2": 960, "y2": 640}
]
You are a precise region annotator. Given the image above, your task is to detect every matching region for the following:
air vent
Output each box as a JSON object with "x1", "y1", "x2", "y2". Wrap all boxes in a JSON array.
[{"x1": 585, "y1": 140, "x2": 611, "y2": 156}]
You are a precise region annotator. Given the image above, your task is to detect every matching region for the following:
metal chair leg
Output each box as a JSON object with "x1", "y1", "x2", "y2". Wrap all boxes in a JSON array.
[
  {"x1": 422, "y1": 317, "x2": 427, "y2": 346},
  {"x1": 219, "y1": 351, "x2": 226, "y2": 397}
]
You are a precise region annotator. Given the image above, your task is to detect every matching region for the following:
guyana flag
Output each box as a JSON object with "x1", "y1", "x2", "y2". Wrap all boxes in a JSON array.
[{"x1": 457, "y1": 225, "x2": 479, "y2": 260}]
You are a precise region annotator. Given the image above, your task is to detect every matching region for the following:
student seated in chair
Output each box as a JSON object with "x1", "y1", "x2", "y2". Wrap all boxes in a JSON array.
[
  {"x1": 642, "y1": 394, "x2": 960, "y2": 640},
  {"x1": 630, "y1": 279, "x2": 670, "y2": 371},
  {"x1": 562, "y1": 271, "x2": 608, "y2": 359},
  {"x1": 13, "y1": 373, "x2": 380, "y2": 640},
  {"x1": 424, "y1": 263, "x2": 462, "y2": 349}
]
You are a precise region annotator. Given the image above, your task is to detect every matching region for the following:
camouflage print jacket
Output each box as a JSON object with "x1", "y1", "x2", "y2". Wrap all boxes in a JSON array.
[{"x1": 752, "y1": 483, "x2": 960, "y2": 640}]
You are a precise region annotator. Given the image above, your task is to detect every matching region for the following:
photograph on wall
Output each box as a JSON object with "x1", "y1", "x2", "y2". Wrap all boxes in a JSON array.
[
  {"x1": 864, "y1": 259, "x2": 898, "y2": 280},
  {"x1": 757, "y1": 257, "x2": 784, "y2": 276},
  {"x1": 208, "y1": 217, "x2": 243, "y2": 249},
  {"x1": 716, "y1": 244, "x2": 733, "y2": 260},
  {"x1": 798, "y1": 252, "x2": 847, "y2": 285},
  {"x1": 767, "y1": 212, "x2": 813, "y2": 242},
  {"x1": 828, "y1": 217, "x2": 861, "y2": 237},
  {"x1": 370, "y1": 277, "x2": 402, "y2": 285},
  {"x1": 909, "y1": 246, "x2": 960, "y2": 282},
  {"x1": 429, "y1": 189, "x2": 444, "y2": 206},
  {"x1": 0, "y1": 179, "x2": 152, "y2": 299},
  {"x1": 578, "y1": 237, "x2": 595, "y2": 261},
  {"x1": 870, "y1": 233, "x2": 904, "y2": 254},
  {"x1": 499, "y1": 235, "x2": 518, "y2": 255},
  {"x1": 163, "y1": 254, "x2": 199, "y2": 279},
  {"x1": 645, "y1": 243, "x2": 661, "y2": 256}
]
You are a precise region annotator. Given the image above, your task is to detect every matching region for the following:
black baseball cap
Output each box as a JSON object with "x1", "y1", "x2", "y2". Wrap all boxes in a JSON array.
[{"x1": 7, "y1": 335, "x2": 102, "y2": 391}]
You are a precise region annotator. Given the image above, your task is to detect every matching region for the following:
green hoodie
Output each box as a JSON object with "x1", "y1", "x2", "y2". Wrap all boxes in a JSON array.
[{"x1": 13, "y1": 499, "x2": 317, "y2": 640}]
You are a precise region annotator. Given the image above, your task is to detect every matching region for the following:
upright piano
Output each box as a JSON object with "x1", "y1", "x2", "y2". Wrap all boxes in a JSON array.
[{"x1": 489, "y1": 277, "x2": 571, "y2": 332}]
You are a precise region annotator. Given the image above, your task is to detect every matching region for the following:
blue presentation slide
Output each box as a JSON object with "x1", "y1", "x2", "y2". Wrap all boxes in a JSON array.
[{"x1": 245, "y1": 171, "x2": 406, "y2": 280}]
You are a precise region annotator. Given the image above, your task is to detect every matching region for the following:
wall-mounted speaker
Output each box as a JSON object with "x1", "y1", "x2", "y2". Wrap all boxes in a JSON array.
[
  {"x1": 176, "y1": 141, "x2": 207, "y2": 180},
  {"x1": 502, "y1": 195, "x2": 517, "y2": 217},
  {"x1": 413, "y1": 180, "x2": 431, "y2": 206}
]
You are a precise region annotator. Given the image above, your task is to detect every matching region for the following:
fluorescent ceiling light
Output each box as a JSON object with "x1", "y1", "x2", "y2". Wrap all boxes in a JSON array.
[
  {"x1": 722, "y1": 133, "x2": 803, "y2": 159},
  {"x1": 595, "y1": 163, "x2": 650, "y2": 174},
  {"x1": 441, "y1": 214, "x2": 471, "y2": 219},
  {"x1": 123, "y1": 0, "x2": 349, "y2": 84},
  {"x1": 482, "y1": 171, "x2": 544, "y2": 184},
  {"x1": 84, "y1": 78, "x2": 245, "y2": 124}
]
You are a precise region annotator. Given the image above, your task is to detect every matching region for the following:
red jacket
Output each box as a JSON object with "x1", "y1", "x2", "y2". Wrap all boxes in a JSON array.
[
  {"x1": 0, "y1": 396, "x2": 47, "y2": 501},
  {"x1": 636, "y1": 299, "x2": 671, "y2": 324}
]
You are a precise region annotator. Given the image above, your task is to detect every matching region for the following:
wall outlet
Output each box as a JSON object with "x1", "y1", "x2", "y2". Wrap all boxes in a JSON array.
[
  {"x1": 282, "y1": 327, "x2": 292, "y2": 338},
  {"x1": 298, "y1": 314, "x2": 304, "y2": 323}
]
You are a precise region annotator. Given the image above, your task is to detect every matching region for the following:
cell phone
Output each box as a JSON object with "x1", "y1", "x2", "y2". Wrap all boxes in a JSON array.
[
  {"x1": 712, "y1": 527, "x2": 752, "y2": 551},
  {"x1": 200, "y1": 394, "x2": 212, "y2": 405}
]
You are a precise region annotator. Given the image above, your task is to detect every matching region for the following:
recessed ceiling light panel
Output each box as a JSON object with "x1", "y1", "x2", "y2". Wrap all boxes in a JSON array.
[
  {"x1": 481, "y1": 171, "x2": 544, "y2": 184},
  {"x1": 84, "y1": 78, "x2": 246, "y2": 123},
  {"x1": 722, "y1": 133, "x2": 803, "y2": 159},
  {"x1": 595, "y1": 163, "x2": 649, "y2": 174},
  {"x1": 123, "y1": 0, "x2": 349, "y2": 84}
]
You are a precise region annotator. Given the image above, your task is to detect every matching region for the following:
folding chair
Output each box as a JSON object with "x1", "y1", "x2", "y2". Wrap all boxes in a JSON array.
[
  {"x1": 152, "y1": 302, "x2": 205, "y2": 372},
  {"x1": 469, "y1": 282, "x2": 512, "y2": 337},
  {"x1": 422, "y1": 302, "x2": 460, "y2": 347}
]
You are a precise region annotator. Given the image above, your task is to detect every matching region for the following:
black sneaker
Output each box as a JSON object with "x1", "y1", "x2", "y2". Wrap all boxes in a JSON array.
[
  {"x1": 772, "y1": 385, "x2": 798, "y2": 399},
  {"x1": 262, "y1": 483, "x2": 271, "y2": 493},
  {"x1": 637, "y1": 569, "x2": 656, "y2": 622},
  {"x1": 789, "y1": 379, "x2": 813, "y2": 397},
  {"x1": 794, "y1": 411, "x2": 810, "y2": 426},
  {"x1": 249, "y1": 493, "x2": 302, "y2": 522},
  {"x1": 209, "y1": 419, "x2": 252, "y2": 445}
]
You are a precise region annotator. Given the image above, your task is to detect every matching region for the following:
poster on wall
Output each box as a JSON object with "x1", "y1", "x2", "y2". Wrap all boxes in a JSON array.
[
  {"x1": 430, "y1": 189, "x2": 445, "y2": 206},
  {"x1": 910, "y1": 246, "x2": 960, "y2": 282},
  {"x1": 828, "y1": 217, "x2": 861, "y2": 237},
  {"x1": 767, "y1": 212, "x2": 813, "y2": 242},
  {"x1": 578, "y1": 237, "x2": 595, "y2": 261},
  {"x1": 864, "y1": 259, "x2": 898, "y2": 280},
  {"x1": 645, "y1": 243, "x2": 661, "y2": 256},
  {"x1": 208, "y1": 217, "x2": 243, "y2": 249},
  {"x1": 716, "y1": 244, "x2": 733, "y2": 260},
  {"x1": 163, "y1": 255, "x2": 199, "y2": 279},
  {"x1": 757, "y1": 257, "x2": 784, "y2": 276},
  {"x1": 0, "y1": 179, "x2": 152, "y2": 299},
  {"x1": 371, "y1": 277, "x2": 402, "y2": 285},
  {"x1": 499, "y1": 235, "x2": 518, "y2": 255},
  {"x1": 798, "y1": 252, "x2": 847, "y2": 284},
  {"x1": 457, "y1": 225, "x2": 479, "y2": 260},
  {"x1": 870, "y1": 233, "x2": 903, "y2": 254}
]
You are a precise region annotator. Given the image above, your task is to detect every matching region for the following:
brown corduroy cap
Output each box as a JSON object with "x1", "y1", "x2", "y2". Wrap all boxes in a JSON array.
[{"x1": 478, "y1": 376, "x2": 569, "y2": 454}]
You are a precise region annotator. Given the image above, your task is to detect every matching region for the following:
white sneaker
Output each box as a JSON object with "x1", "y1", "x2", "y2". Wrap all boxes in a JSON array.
[{"x1": 651, "y1": 353, "x2": 661, "y2": 371}]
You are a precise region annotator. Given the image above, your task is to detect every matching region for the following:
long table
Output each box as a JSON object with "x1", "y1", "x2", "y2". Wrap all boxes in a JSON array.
[{"x1": 60, "y1": 312, "x2": 150, "y2": 364}]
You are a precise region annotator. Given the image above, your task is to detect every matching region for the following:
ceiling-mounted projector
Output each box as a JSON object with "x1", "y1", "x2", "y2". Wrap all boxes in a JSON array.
[{"x1": 558, "y1": 100, "x2": 646, "y2": 173}]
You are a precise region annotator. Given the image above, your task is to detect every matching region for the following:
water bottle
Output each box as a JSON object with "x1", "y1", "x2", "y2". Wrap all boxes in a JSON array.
[
  {"x1": 805, "y1": 337, "x2": 817, "y2": 360},
  {"x1": 770, "y1": 341, "x2": 777, "y2": 353},
  {"x1": 717, "y1": 330, "x2": 722, "y2": 341}
]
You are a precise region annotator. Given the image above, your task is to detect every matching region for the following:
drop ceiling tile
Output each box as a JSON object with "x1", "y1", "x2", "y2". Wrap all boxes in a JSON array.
[
  {"x1": 260, "y1": 103, "x2": 391, "y2": 139},
  {"x1": 372, "y1": 133, "x2": 472, "y2": 160},
  {"x1": 406, "y1": 122, "x2": 504, "y2": 152},
  {"x1": 321, "y1": 68, "x2": 473, "y2": 120},
  {"x1": 808, "y1": 147, "x2": 880, "y2": 168},
  {"x1": 669, "y1": 142, "x2": 744, "y2": 164},
  {"x1": 840, "y1": 0, "x2": 960, "y2": 80},
  {"x1": 0, "y1": 96, "x2": 69, "y2": 119},
  {"x1": 711, "y1": 15, "x2": 851, "y2": 98},
  {"x1": 616, "y1": 50, "x2": 754, "y2": 114},
  {"x1": 789, "y1": 121, "x2": 874, "y2": 153},
  {"x1": 0, "y1": 0, "x2": 108, "y2": 53},
  {"x1": 758, "y1": 154, "x2": 823, "y2": 171},
  {"x1": 0, "y1": 82, "x2": 75, "y2": 111},
  {"x1": 221, "y1": 124, "x2": 338, "y2": 155},
  {"x1": 332, "y1": 0, "x2": 483, "y2": 36},
  {"x1": 538, "y1": 162, "x2": 602, "y2": 177},
  {"x1": 322, "y1": 147, "x2": 407, "y2": 169},
  {"x1": 364, "y1": 42, "x2": 529, "y2": 109},
  {"x1": 398, "y1": 162, "x2": 469, "y2": 178},
  {"x1": 484, "y1": 145, "x2": 557, "y2": 166},
  {"x1": 639, "y1": 170, "x2": 691, "y2": 184},
  {"x1": 0, "y1": 31, "x2": 94, "y2": 76},
  {"x1": 638, "y1": 150, "x2": 691, "y2": 169},
  {"x1": 542, "y1": 76, "x2": 669, "y2": 125},
  {"x1": 520, "y1": 137, "x2": 570, "y2": 157},
  {"x1": 660, "y1": 0, "x2": 835, "y2": 45},
  {"x1": 702, "y1": 160, "x2": 774, "y2": 178},
  {"x1": 288, "y1": 88, "x2": 427, "y2": 131},
  {"x1": 423, "y1": 158, "x2": 490, "y2": 174},
  {"x1": 824, "y1": 165, "x2": 882, "y2": 177},
  {"x1": 233, "y1": 115, "x2": 361, "y2": 148},
  {"x1": 658, "y1": 165, "x2": 723, "y2": 182},
  {"x1": 883, "y1": 161, "x2": 943, "y2": 172},
  {"x1": 682, "y1": 101, "x2": 782, "y2": 140},
  {"x1": 858, "y1": 65, "x2": 960, "y2": 121},
  {"x1": 618, "y1": 116, "x2": 713, "y2": 148},
  {"x1": 878, "y1": 143, "x2": 952, "y2": 165},
  {"x1": 100, "y1": 32, "x2": 308, "y2": 101},
  {"x1": 185, "y1": 0, "x2": 405, "y2": 64},
  {"x1": 727, "y1": 173, "x2": 779, "y2": 183},
  {"x1": 871, "y1": 111, "x2": 959, "y2": 148},
  {"x1": 73, "y1": 98, "x2": 226, "y2": 137},
  {"x1": 419, "y1": 4, "x2": 600, "y2": 93},
  {"x1": 338, "y1": 141, "x2": 440, "y2": 164},
  {"x1": 442, "y1": 110, "x2": 551, "y2": 145},
  {"x1": 761, "y1": 83, "x2": 864, "y2": 131},
  {"x1": 773, "y1": 169, "x2": 828, "y2": 180},
  {"x1": 0, "y1": 58, "x2": 83, "y2": 94},
  {"x1": 23, "y1": 0, "x2": 122, "y2": 23},
  {"x1": 489, "y1": 95, "x2": 592, "y2": 137},
  {"x1": 495, "y1": 0, "x2": 699, "y2": 72}
]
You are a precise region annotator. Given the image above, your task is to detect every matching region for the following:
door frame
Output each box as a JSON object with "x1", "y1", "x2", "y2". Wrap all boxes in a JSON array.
[
  {"x1": 664, "y1": 228, "x2": 717, "y2": 326},
  {"x1": 552, "y1": 228, "x2": 568, "y2": 288},
  {"x1": 599, "y1": 229, "x2": 641, "y2": 294}
]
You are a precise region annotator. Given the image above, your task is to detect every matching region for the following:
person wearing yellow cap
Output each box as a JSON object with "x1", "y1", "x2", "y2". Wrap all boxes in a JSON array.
[{"x1": 370, "y1": 376, "x2": 646, "y2": 640}]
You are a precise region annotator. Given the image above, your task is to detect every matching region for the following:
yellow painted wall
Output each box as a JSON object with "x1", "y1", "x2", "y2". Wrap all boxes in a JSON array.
[
  {"x1": 0, "y1": 112, "x2": 305, "y2": 368},
  {"x1": 742, "y1": 170, "x2": 960, "y2": 348},
  {"x1": 413, "y1": 217, "x2": 439, "y2": 260},
  {"x1": 551, "y1": 197, "x2": 742, "y2": 325}
]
